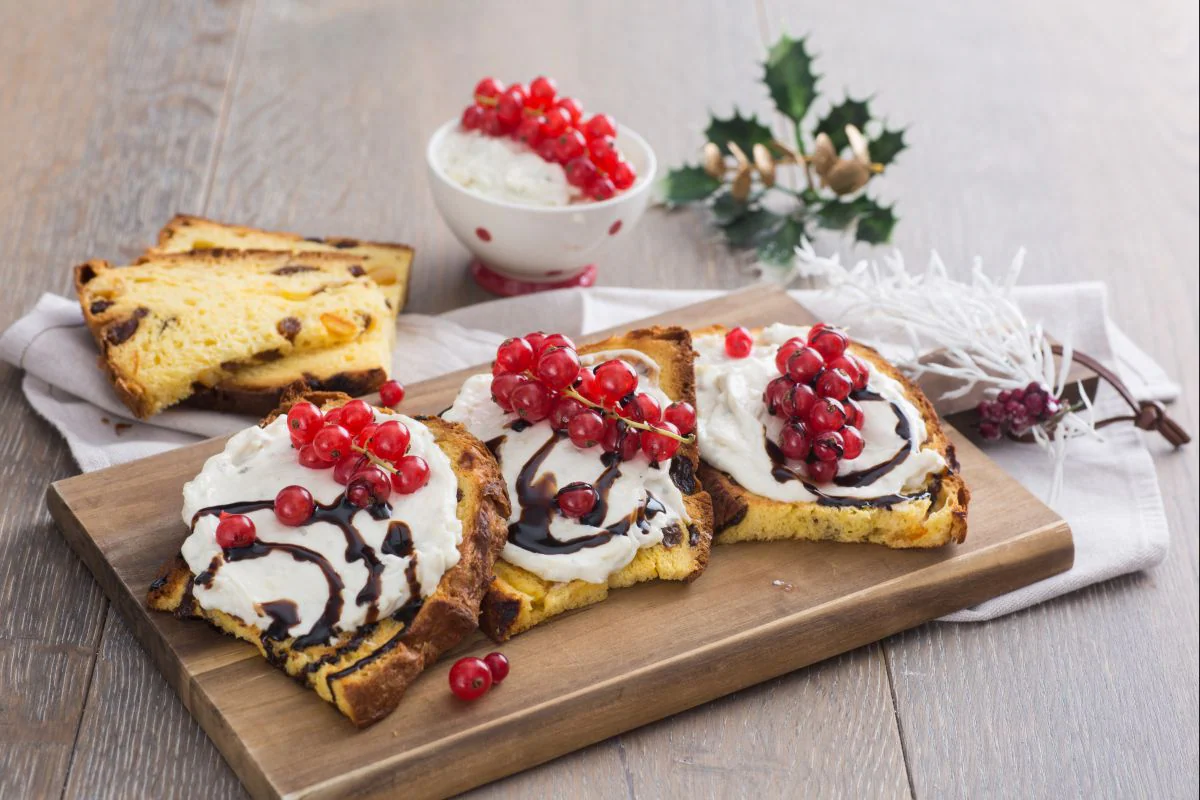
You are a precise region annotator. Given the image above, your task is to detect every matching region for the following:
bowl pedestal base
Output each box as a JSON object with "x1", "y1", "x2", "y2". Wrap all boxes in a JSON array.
[{"x1": 470, "y1": 261, "x2": 597, "y2": 296}]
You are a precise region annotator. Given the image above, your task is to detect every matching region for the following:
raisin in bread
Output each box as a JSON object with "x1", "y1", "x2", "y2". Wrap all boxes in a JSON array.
[
  {"x1": 148, "y1": 393, "x2": 509, "y2": 727},
  {"x1": 443, "y1": 327, "x2": 714, "y2": 642},
  {"x1": 75, "y1": 250, "x2": 392, "y2": 418},
  {"x1": 692, "y1": 325, "x2": 968, "y2": 549},
  {"x1": 144, "y1": 215, "x2": 414, "y2": 415}
]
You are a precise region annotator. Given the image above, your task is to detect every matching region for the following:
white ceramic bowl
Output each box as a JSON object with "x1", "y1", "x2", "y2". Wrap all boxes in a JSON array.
[{"x1": 425, "y1": 118, "x2": 657, "y2": 293}]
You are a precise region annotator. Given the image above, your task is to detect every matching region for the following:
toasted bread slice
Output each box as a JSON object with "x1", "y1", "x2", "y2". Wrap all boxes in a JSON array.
[
  {"x1": 693, "y1": 325, "x2": 968, "y2": 548},
  {"x1": 477, "y1": 327, "x2": 714, "y2": 642},
  {"x1": 145, "y1": 215, "x2": 413, "y2": 415},
  {"x1": 75, "y1": 251, "x2": 392, "y2": 418},
  {"x1": 148, "y1": 393, "x2": 509, "y2": 727}
]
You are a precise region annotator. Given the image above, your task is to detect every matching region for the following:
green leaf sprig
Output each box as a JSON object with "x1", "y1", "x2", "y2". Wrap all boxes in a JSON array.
[{"x1": 660, "y1": 35, "x2": 907, "y2": 266}]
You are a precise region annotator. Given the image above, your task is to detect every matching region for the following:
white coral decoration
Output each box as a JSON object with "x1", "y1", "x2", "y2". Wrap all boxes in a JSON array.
[{"x1": 789, "y1": 241, "x2": 1099, "y2": 502}]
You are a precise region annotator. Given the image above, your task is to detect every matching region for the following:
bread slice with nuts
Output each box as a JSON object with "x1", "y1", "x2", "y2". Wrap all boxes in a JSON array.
[
  {"x1": 75, "y1": 250, "x2": 392, "y2": 418},
  {"x1": 143, "y1": 215, "x2": 414, "y2": 415},
  {"x1": 461, "y1": 327, "x2": 714, "y2": 642},
  {"x1": 692, "y1": 325, "x2": 968, "y2": 549},
  {"x1": 147, "y1": 392, "x2": 510, "y2": 728}
]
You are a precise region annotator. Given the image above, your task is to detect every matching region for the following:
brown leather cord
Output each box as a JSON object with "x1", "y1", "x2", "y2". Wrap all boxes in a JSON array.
[{"x1": 1049, "y1": 345, "x2": 1190, "y2": 447}]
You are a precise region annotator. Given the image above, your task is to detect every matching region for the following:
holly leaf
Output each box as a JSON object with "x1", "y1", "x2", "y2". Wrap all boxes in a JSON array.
[
  {"x1": 658, "y1": 166, "x2": 722, "y2": 207},
  {"x1": 757, "y1": 217, "x2": 808, "y2": 266},
  {"x1": 869, "y1": 127, "x2": 907, "y2": 166},
  {"x1": 705, "y1": 110, "x2": 777, "y2": 157},
  {"x1": 763, "y1": 34, "x2": 820, "y2": 123},
  {"x1": 814, "y1": 97, "x2": 872, "y2": 153},
  {"x1": 854, "y1": 200, "x2": 897, "y2": 245},
  {"x1": 710, "y1": 190, "x2": 751, "y2": 226},
  {"x1": 815, "y1": 195, "x2": 875, "y2": 230},
  {"x1": 719, "y1": 207, "x2": 786, "y2": 248}
]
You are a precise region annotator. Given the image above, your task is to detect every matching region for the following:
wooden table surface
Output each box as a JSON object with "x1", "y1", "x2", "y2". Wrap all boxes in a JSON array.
[{"x1": 1, "y1": 1, "x2": 1195, "y2": 797}]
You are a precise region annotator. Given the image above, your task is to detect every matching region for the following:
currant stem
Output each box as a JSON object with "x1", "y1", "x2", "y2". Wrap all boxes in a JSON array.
[
  {"x1": 350, "y1": 444, "x2": 398, "y2": 475},
  {"x1": 561, "y1": 386, "x2": 696, "y2": 445}
]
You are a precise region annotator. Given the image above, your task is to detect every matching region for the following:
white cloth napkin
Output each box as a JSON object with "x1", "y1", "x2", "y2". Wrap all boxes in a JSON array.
[{"x1": 0, "y1": 284, "x2": 1178, "y2": 622}]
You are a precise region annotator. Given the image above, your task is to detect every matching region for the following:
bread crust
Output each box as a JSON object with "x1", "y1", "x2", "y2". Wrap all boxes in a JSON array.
[
  {"x1": 692, "y1": 325, "x2": 968, "y2": 548},
  {"x1": 147, "y1": 393, "x2": 509, "y2": 727},
  {"x1": 478, "y1": 326, "x2": 715, "y2": 642}
]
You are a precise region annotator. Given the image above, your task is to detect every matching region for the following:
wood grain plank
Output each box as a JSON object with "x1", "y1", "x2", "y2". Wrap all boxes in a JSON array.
[
  {"x1": 0, "y1": 0, "x2": 248, "y2": 797},
  {"x1": 756, "y1": 0, "x2": 1199, "y2": 795}
]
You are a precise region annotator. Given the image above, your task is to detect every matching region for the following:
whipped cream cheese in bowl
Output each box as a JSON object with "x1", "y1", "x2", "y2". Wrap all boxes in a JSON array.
[
  {"x1": 443, "y1": 349, "x2": 691, "y2": 585},
  {"x1": 693, "y1": 324, "x2": 946, "y2": 506},
  {"x1": 179, "y1": 412, "x2": 462, "y2": 646},
  {"x1": 426, "y1": 118, "x2": 657, "y2": 296}
]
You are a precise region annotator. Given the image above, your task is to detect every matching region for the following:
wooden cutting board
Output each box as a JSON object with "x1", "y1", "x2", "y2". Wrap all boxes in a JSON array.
[{"x1": 46, "y1": 285, "x2": 1073, "y2": 800}]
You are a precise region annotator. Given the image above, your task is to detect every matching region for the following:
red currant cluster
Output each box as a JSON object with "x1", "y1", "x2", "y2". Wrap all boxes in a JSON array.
[
  {"x1": 975, "y1": 382, "x2": 1063, "y2": 440},
  {"x1": 460, "y1": 76, "x2": 637, "y2": 201},
  {"x1": 489, "y1": 332, "x2": 697, "y2": 514},
  {"x1": 448, "y1": 652, "x2": 510, "y2": 701},
  {"x1": 726, "y1": 324, "x2": 870, "y2": 484}
]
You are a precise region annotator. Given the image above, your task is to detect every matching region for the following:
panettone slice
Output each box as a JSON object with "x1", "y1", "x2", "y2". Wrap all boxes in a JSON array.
[
  {"x1": 470, "y1": 327, "x2": 714, "y2": 642},
  {"x1": 145, "y1": 215, "x2": 414, "y2": 415},
  {"x1": 692, "y1": 325, "x2": 968, "y2": 549},
  {"x1": 147, "y1": 393, "x2": 509, "y2": 728},
  {"x1": 75, "y1": 251, "x2": 392, "y2": 418}
]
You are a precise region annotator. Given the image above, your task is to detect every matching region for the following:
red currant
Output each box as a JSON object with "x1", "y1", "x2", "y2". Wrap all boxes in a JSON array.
[
  {"x1": 663, "y1": 401, "x2": 696, "y2": 434},
  {"x1": 806, "y1": 459, "x2": 838, "y2": 483},
  {"x1": 583, "y1": 113, "x2": 616, "y2": 140},
  {"x1": 789, "y1": 383, "x2": 818, "y2": 420},
  {"x1": 286, "y1": 401, "x2": 323, "y2": 445},
  {"x1": 841, "y1": 425, "x2": 864, "y2": 460},
  {"x1": 527, "y1": 76, "x2": 557, "y2": 109},
  {"x1": 339, "y1": 400, "x2": 374, "y2": 435},
  {"x1": 567, "y1": 410, "x2": 606, "y2": 448},
  {"x1": 812, "y1": 430, "x2": 844, "y2": 462},
  {"x1": 602, "y1": 418, "x2": 641, "y2": 461},
  {"x1": 556, "y1": 482, "x2": 599, "y2": 517},
  {"x1": 496, "y1": 337, "x2": 534, "y2": 374},
  {"x1": 369, "y1": 420, "x2": 411, "y2": 461},
  {"x1": 510, "y1": 381, "x2": 554, "y2": 422},
  {"x1": 348, "y1": 465, "x2": 391, "y2": 507},
  {"x1": 786, "y1": 347, "x2": 824, "y2": 383},
  {"x1": 641, "y1": 421, "x2": 681, "y2": 462},
  {"x1": 539, "y1": 107, "x2": 571, "y2": 139},
  {"x1": 610, "y1": 160, "x2": 636, "y2": 190},
  {"x1": 379, "y1": 380, "x2": 405, "y2": 408},
  {"x1": 474, "y1": 77, "x2": 504, "y2": 101},
  {"x1": 461, "y1": 104, "x2": 486, "y2": 131},
  {"x1": 298, "y1": 444, "x2": 333, "y2": 470},
  {"x1": 535, "y1": 346, "x2": 581, "y2": 391},
  {"x1": 480, "y1": 108, "x2": 504, "y2": 136},
  {"x1": 535, "y1": 138, "x2": 558, "y2": 162},
  {"x1": 774, "y1": 337, "x2": 805, "y2": 374},
  {"x1": 535, "y1": 332, "x2": 575, "y2": 356},
  {"x1": 633, "y1": 393, "x2": 662, "y2": 423},
  {"x1": 765, "y1": 376, "x2": 796, "y2": 416},
  {"x1": 588, "y1": 176, "x2": 616, "y2": 201},
  {"x1": 564, "y1": 157, "x2": 598, "y2": 188},
  {"x1": 808, "y1": 326, "x2": 848, "y2": 361},
  {"x1": 553, "y1": 129, "x2": 587, "y2": 163},
  {"x1": 553, "y1": 97, "x2": 583, "y2": 123},
  {"x1": 574, "y1": 368, "x2": 600, "y2": 402},
  {"x1": 334, "y1": 454, "x2": 370, "y2": 485},
  {"x1": 215, "y1": 512, "x2": 255, "y2": 549},
  {"x1": 844, "y1": 398, "x2": 865, "y2": 429},
  {"x1": 496, "y1": 91, "x2": 524, "y2": 129},
  {"x1": 979, "y1": 421, "x2": 1003, "y2": 440},
  {"x1": 826, "y1": 356, "x2": 860, "y2": 388},
  {"x1": 449, "y1": 656, "x2": 492, "y2": 701},
  {"x1": 724, "y1": 327, "x2": 754, "y2": 358},
  {"x1": 550, "y1": 396, "x2": 587, "y2": 431},
  {"x1": 313, "y1": 424, "x2": 353, "y2": 462},
  {"x1": 391, "y1": 455, "x2": 431, "y2": 494},
  {"x1": 353, "y1": 423, "x2": 378, "y2": 449},
  {"x1": 513, "y1": 116, "x2": 542, "y2": 147},
  {"x1": 779, "y1": 422, "x2": 812, "y2": 460},
  {"x1": 586, "y1": 135, "x2": 619, "y2": 172},
  {"x1": 593, "y1": 360, "x2": 638, "y2": 404},
  {"x1": 807, "y1": 398, "x2": 847, "y2": 433},
  {"x1": 324, "y1": 407, "x2": 344, "y2": 427},
  {"x1": 491, "y1": 373, "x2": 529, "y2": 411},
  {"x1": 274, "y1": 485, "x2": 315, "y2": 526},
  {"x1": 815, "y1": 368, "x2": 853, "y2": 401},
  {"x1": 483, "y1": 651, "x2": 511, "y2": 683}
]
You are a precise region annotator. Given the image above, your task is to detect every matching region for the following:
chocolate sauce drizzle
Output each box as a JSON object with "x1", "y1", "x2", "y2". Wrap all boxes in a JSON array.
[
  {"x1": 506, "y1": 433, "x2": 668, "y2": 555},
  {"x1": 190, "y1": 493, "x2": 421, "y2": 649},
  {"x1": 763, "y1": 390, "x2": 928, "y2": 509}
]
